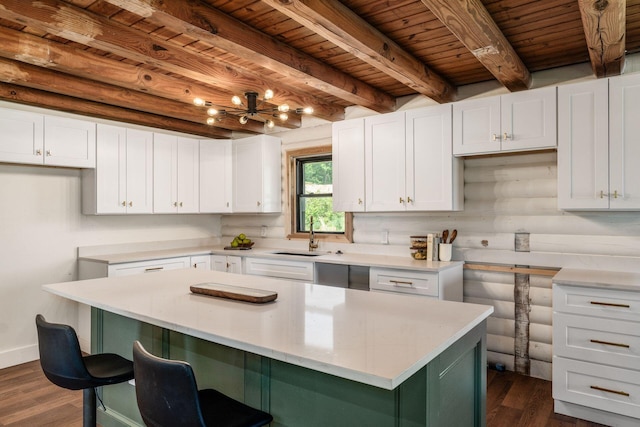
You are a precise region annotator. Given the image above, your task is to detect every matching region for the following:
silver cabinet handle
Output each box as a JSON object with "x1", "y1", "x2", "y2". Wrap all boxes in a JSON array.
[
  {"x1": 35, "y1": 149, "x2": 42, "y2": 156},
  {"x1": 129, "y1": 201, "x2": 133, "y2": 207},
  {"x1": 173, "y1": 202, "x2": 178, "y2": 207},
  {"x1": 46, "y1": 150, "x2": 52, "y2": 156},
  {"x1": 492, "y1": 134, "x2": 498, "y2": 141},
  {"x1": 399, "y1": 197, "x2": 404, "y2": 204},
  {"x1": 144, "y1": 267, "x2": 163, "y2": 272},
  {"x1": 179, "y1": 202, "x2": 183, "y2": 207},
  {"x1": 358, "y1": 198, "x2": 362, "y2": 205},
  {"x1": 121, "y1": 201, "x2": 126, "y2": 207},
  {"x1": 257, "y1": 201, "x2": 261, "y2": 206},
  {"x1": 407, "y1": 196, "x2": 413, "y2": 203},
  {"x1": 503, "y1": 132, "x2": 511, "y2": 140},
  {"x1": 612, "y1": 190, "x2": 619, "y2": 199}
]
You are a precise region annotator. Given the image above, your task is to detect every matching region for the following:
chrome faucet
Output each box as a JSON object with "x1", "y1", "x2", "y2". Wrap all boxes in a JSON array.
[{"x1": 309, "y1": 216, "x2": 318, "y2": 252}]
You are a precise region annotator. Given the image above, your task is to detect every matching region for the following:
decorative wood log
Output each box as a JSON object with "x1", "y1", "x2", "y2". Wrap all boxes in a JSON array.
[
  {"x1": 0, "y1": 82, "x2": 230, "y2": 138},
  {"x1": 103, "y1": 0, "x2": 393, "y2": 114},
  {"x1": 419, "y1": 0, "x2": 531, "y2": 91},
  {"x1": 263, "y1": 0, "x2": 456, "y2": 103},
  {"x1": 578, "y1": 0, "x2": 626, "y2": 77},
  {"x1": 514, "y1": 272, "x2": 531, "y2": 375}
]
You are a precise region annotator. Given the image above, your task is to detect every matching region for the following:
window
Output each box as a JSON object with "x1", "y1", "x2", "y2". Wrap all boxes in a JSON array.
[{"x1": 286, "y1": 146, "x2": 352, "y2": 242}]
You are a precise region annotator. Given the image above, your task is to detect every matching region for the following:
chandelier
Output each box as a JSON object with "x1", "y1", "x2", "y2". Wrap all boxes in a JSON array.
[{"x1": 194, "y1": 90, "x2": 313, "y2": 129}]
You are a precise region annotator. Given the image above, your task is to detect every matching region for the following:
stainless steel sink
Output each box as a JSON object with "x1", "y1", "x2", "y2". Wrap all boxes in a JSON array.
[{"x1": 271, "y1": 251, "x2": 324, "y2": 257}]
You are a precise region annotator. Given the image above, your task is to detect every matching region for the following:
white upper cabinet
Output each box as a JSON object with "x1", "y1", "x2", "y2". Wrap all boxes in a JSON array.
[
  {"x1": 200, "y1": 139, "x2": 233, "y2": 213},
  {"x1": 82, "y1": 125, "x2": 153, "y2": 214},
  {"x1": 232, "y1": 135, "x2": 281, "y2": 213},
  {"x1": 0, "y1": 106, "x2": 95, "y2": 168},
  {"x1": 559, "y1": 74, "x2": 640, "y2": 210},
  {"x1": 332, "y1": 118, "x2": 366, "y2": 212},
  {"x1": 406, "y1": 105, "x2": 463, "y2": 211},
  {"x1": 365, "y1": 111, "x2": 406, "y2": 211},
  {"x1": 44, "y1": 116, "x2": 96, "y2": 168},
  {"x1": 453, "y1": 86, "x2": 556, "y2": 156},
  {"x1": 0, "y1": 108, "x2": 44, "y2": 165},
  {"x1": 153, "y1": 133, "x2": 200, "y2": 213}
]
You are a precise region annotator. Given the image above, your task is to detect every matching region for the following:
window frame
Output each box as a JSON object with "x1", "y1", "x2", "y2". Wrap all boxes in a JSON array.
[{"x1": 285, "y1": 145, "x2": 353, "y2": 243}]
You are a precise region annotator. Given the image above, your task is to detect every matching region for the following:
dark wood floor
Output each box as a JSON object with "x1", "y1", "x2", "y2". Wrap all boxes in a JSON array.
[{"x1": 0, "y1": 360, "x2": 606, "y2": 426}]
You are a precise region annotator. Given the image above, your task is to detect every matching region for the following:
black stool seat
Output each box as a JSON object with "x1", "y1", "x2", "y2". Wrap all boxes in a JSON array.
[
  {"x1": 133, "y1": 340, "x2": 273, "y2": 427},
  {"x1": 35, "y1": 314, "x2": 134, "y2": 427}
]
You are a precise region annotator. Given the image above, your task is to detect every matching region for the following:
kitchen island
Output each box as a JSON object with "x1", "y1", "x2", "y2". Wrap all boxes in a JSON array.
[{"x1": 44, "y1": 268, "x2": 492, "y2": 427}]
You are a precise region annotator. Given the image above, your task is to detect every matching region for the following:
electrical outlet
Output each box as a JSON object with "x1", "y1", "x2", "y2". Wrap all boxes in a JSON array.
[{"x1": 261, "y1": 226, "x2": 267, "y2": 237}]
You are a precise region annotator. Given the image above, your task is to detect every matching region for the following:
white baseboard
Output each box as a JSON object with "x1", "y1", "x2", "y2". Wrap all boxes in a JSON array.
[
  {"x1": 555, "y1": 399, "x2": 639, "y2": 427},
  {"x1": 0, "y1": 344, "x2": 39, "y2": 369}
]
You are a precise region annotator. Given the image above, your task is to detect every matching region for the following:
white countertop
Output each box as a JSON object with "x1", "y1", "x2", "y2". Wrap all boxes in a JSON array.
[
  {"x1": 43, "y1": 269, "x2": 492, "y2": 390},
  {"x1": 78, "y1": 245, "x2": 464, "y2": 272},
  {"x1": 553, "y1": 268, "x2": 640, "y2": 291}
]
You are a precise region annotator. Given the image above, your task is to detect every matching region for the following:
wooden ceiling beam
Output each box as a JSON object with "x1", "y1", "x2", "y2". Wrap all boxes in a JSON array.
[
  {"x1": 102, "y1": 0, "x2": 395, "y2": 114},
  {"x1": 261, "y1": 0, "x2": 456, "y2": 104},
  {"x1": 0, "y1": 27, "x2": 290, "y2": 132},
  {"x1": 0, "y1": 82, "x2": 231, "y2": 138},
  {"x1": 419, "y1": 0, "x2": 532, "y2": 91},
  {"x1": 0, "y1": 57, "x2": 264, "y2": 134},
  {"x1": 0, "y1": 0, "x2": 342, "y2": 122},
  {"x1": 578, "y1": 0, "x2": 626, "y2": 77}
]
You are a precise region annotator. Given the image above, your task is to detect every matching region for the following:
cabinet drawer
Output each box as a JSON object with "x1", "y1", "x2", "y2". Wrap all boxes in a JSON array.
[
  {"x1": 553, "y1": 313, "x2": 640, "y2": 370},
  {"x1": 244, "y1": 257, "x2": 314, "y2": 282},
  {"x1": 107, "y1": 257, "x2": 191, "y2": 277},
  {"x1": 369, "y1": 267, "x2": 438, "y2": 297},
  {"x1": 553, "y1": 357, "x2": 640, "y2": 419},
  {"x1": 553, "y1": 284, "x2": 640, "y2": 322}
]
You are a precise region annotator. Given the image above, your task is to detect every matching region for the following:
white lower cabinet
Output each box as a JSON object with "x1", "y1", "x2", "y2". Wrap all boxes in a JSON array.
[
  {"x1": 211, "y1": 255, "x2": 242, "y2": 274},
  {"x1": 190, "y1": 255, "x2": 212, "y2": 270},
  {"x1": 553, "y1": 273, "x2": 640, "y2": 426},
  {"x1": 107, "y1": 257, "x2": 191, "y2": 276},
  {"x1": 369, "y1": 265, "x2": 462, "y2": 301},
  {"x1": 244, "y1": 257, "x2": 314, "y2": 282}
]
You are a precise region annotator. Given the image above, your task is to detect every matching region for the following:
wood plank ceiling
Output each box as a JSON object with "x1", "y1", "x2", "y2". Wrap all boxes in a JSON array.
[{"x1": 0, "y1": 0, "x2": 635, "y2": 138}]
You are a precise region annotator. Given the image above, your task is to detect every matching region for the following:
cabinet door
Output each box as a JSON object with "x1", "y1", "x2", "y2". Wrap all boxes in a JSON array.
[
  {"x1": 125, "y1": 129, "x2": 153, "y2": 214},
  {"x1": 44, "y1": 116, "x2": 96, "y2": 168},
  {"x1": 332, "y1": 119, "x2": 365, "y2": 212},
  {"x1": 191, "y1": 255, "x2": 211, "y2": 270},
  {"x1": 153, "y1": 133, "x2": 177, "y2": 213},
  {"x1": 233, "y1": 138, "x2": 263, "y2": 212},
  {"x1": 453, "y1": 96, "x2": 501, "y2": 155},
  {"x1": 232, "y1": 135, "x2": 281, "y2": 213},
  {"x1": 211, "y1": 255, "x2": 228, "y2": 272},
  {"x1": 227, "y1": 256, "x2": 242, "y2": 274},
  {"x1": 200, "y1": 139, "x2": 232, "y2": 213},
  {"x1": 95, "y1": 124, "x2": 127, "y2": 214},
  {"x1": 365, "y1": 111, "x2": 406, "y2": 211},
  {"x1": 609, "y1": 73, "x2": 640, "y2": 209},
  {"x1": 406, "y1": 105, "x2": 460, "y2": 211},
  {"x1": 176, "y1": 137, "x2": 199, "y2": 213},
  {"x1": 0, "y1": 108, "x2": 43, "y2": 165},
  {"x1": 557, "y1": 80, "x2": 609, "y2": 210},
  {"x1": 501, "y1": 86, "x2": 556, "y2": 152}
]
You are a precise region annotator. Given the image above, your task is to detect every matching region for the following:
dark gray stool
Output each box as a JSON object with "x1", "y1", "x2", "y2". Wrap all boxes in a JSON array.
[
  {"x1": 133, "y1": 340, "x2": 273, "y2": 427},
  {"x1": 35, "y1": 314, "x2": 134, "y2": 427}
]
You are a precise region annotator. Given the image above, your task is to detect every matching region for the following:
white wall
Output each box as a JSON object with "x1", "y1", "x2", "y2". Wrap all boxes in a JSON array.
[{"x1": 0, "y1": 164, "x2": 220, "y2": 368}]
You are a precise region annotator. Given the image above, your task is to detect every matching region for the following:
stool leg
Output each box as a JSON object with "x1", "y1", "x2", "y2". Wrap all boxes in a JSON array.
[{"x1": 82, "y1": 387, "x2": 97, "y2": 427}]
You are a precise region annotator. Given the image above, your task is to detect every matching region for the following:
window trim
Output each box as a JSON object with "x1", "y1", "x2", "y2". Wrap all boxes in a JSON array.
[{"x1": 285, "y1": 145, "x2": 353, "y2": 243}]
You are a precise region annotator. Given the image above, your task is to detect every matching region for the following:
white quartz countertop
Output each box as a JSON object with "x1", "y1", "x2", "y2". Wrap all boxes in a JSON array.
[
  {"x1": 78, "y1": 245, "x2": 464, "y2": 272},
  {"x1": 43, "y1": 269, "x2": 492, "y2": 390},
  {"x1": 553, "y1": 268, "x2": 640, "y2": 291}
]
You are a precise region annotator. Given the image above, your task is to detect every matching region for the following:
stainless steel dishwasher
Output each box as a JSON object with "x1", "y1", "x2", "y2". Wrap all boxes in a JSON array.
[{"x1": 314, "y1": 263, "x2": 369, "y2": 291}]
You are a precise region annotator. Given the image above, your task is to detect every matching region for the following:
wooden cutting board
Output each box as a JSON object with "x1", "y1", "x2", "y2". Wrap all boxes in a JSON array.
[{"x1": 190, "y1": 283, "x2": 277, "y2": 304}]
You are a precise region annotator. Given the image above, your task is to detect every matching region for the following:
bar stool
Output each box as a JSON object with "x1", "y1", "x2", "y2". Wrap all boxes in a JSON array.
[
  {"x1": 133, "y1": 340, "x2": 273, "y2": 427},
  {"x1": 35, "y1": 314, "x2": 135, "y2": 427}
]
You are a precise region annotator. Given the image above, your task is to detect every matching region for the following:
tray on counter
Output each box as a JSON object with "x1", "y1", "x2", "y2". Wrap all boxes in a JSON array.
[
  {"x1": 190, "y1": 283, "x2": 277, "y2": 304},
  {"x1": 223, "y1": 246, "x2": 253, "y2": 250}
]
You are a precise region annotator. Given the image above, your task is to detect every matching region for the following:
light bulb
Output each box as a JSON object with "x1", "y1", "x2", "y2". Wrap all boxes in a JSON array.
[
  {"x1": 194, "y1": 98, "x2": 206, "y2": 107},
  {"x1": 303, "y1": 106, "x2": 314, "y2": 114},
  {"x1": 207, "y1": 108, "x2": 218, "y2": 116},
  {"x1": 279, "y1": 112, "x2": 288, "y2": 121},
  {"x1": 278, "y1": 104, "x2": 289, "y2": 112},
  {"x1": 239, "y1": 116, "x2": 248, "y2": 124},
  {"x1": 206, "y1": 117, "x2": 216, "y2": 125},
  {"x1": 266, "y1": 119, "x2": 275, "y2": 128},
  {"x1": 264, "y1": 89, "x2": 274, "y2": 100},
  {"x1": 232, "y1": 95, "x2": 242, "y2": 106}
]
